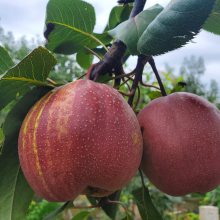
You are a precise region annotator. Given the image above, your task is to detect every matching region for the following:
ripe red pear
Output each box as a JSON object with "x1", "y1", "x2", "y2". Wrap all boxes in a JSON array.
[
  {"x1": 138, "y1": 92, "x2": 220, "y2": 196},
  {"x1": 18, "y1": 79, "x2": 143, "y2": 202}
]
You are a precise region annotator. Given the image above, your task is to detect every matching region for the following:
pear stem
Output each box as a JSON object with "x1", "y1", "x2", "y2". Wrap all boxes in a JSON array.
[{"x1": 148, "y1": 57, "x2": 167, "y2": 96}]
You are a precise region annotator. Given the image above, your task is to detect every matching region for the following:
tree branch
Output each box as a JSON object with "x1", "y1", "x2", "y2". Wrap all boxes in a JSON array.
[
  {"x1": 89, "y1": 41, "x2": 126, "y2": 81},
  {"x1": 89, "y1": 0, "x2": 147, "y2": 81},
  {"x1": 128, "y1": 55, "x2": 150, "y2": 106},
  {"x1": 129, "y1": 0, "x2": 147, "y2": 18}
]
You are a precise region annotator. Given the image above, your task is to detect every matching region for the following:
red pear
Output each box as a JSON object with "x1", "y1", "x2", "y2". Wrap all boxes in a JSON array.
[
  {"x1": 18, "y1": 79, "x2": 143, "y2": 201},
  {"x1": 138, "y1": 92, "x2": 220, "y2": 196}
]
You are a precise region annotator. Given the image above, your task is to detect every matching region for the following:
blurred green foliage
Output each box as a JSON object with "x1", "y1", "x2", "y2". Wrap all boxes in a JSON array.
[
  {"x1": 25, "y1": 200, "x2": 61, "y2": 220},
  {"x1": 179, "y1": 56, "x2": 219, "y2": 104}
]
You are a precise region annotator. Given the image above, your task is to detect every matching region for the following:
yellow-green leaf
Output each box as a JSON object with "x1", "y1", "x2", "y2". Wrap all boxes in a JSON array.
[{"x1": 0, "y1": 47, "x2": 56, "y2": 111}]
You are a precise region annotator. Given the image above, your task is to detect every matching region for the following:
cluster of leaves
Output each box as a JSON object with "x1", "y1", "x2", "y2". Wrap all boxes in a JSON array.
[
  {"x1": 0, "y1": 0, "x2": 220, "y2": 219},
  {"x1": 200, "y1": 186, "x2": 220, "y2": 210},
  {"x1": 0, "y1": 46, "x2": 56, "y2": 220},
  {"x1": 110, "y1": 0, "x2": 219, "y2": 55},
  {"x1": 44, "y1": 0, "x2": 220, "y2": 59}
]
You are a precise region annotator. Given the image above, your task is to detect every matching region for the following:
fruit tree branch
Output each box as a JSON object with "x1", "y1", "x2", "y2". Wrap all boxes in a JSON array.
[
  {"x1": 128, "y1": 55, "x2": 150, "y2": 106},
  {"x1": 129, "y1": 0, "x2": 147, "y2": 18},
  {"x1": 89, "y1": 0, "x2": 147, "y2": 81},
  {"x1": 89, "y1": 42, "x2": 127, "y2": 81}
]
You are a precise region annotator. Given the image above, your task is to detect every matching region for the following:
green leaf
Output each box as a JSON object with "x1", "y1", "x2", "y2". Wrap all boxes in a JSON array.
[
  {"x1": 86, "y1": 195, "x2": 97, "y2": 204},
  {"x1": 105, "y1": 5, "x2": 133, "y2": 31},
  {"x1": 88, "y1": 191, "x2": 121, "y2": 219},
  {"x1": 148, "y1": 91, "x2": 162, "y2": 100},
  {"x1": 0, "y1": 87, "x2": 51, "y2": 220},
  {"x1": 109, "y1": 4, "x2": 163, "y2": 54},
  {"x1": 0, "y1": 81, "x2": 30, "y2": 112},
  {"x1": 43, "y1": 202, "x2": 70, "y2": 220},
  {"x1": 102, "y1": 191, "x2": 121, "y2": 219},
  {"x1": 138, "y1": 0, "x2": 216, "y2": 56},
  {"x1": 76, "y1": 51, "x2": 94, "y2": 69},
  {"x1": 0, "y1": 46, "x2": 14, "y2": 74},
  {"x1": 92, "y1": 33, "x2": 113, "y2": 48},
  {"x1": 0, "y1": 47, "x2": 56, "y2": 111},
  {"x1": 121, "y1": 213, "x2": 133, "y2": 220},
  {"x1": 203, "y1": 0, "x2": 220, "y2": 35},
  {"x1": 132, "y1": 186, "x2": 163, "y2": 220},
  {"x1": 45, "y1": 0, "x2": 109, "y2": 54},
  {"x1": 72, "y1": 211, "x2": 90, "y2": 220},
  {"x1": 0, "y1": 128, "x2": 5, "y2": 154},
  {"x1": 87, "y1": 192, "x2": 120, "y2": 219},
  {"x1": 2, "y1": 46, "x2": 57, "y2": 85}
]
